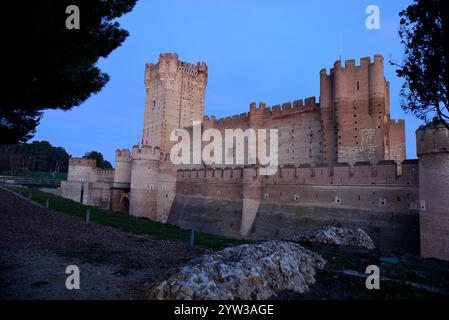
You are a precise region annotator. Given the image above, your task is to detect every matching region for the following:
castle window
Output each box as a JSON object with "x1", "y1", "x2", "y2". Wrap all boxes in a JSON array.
[{"x1": 357, "y1": 81, "x2": 360, "y2": 91}]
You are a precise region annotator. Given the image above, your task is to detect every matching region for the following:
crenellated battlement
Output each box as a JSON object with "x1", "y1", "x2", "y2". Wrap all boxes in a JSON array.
[
  {"x1": 212, "y1": 113, "x2": 250, "y2": 127},
  {"x1": 96, "y1": 168, "x2": 115, "y2": 183},
  {"x1": 69, "y1": 157, "x2": 96, "y2": 168},
  {"x1": 97, "y1": 168, "x2": 114, "y2": 175},
  {"x1": 320, "y1": 54, "x2": 383, "y2": 77},
  {"x1": 159, "y1": 53, "x2": 179, "y2": 61},
  {"x1": 202, "y1": 96, "x2": 320, "y2": 129},
  {"x1": 131, "y1": 145, "x2": 161, "y2": 161},
  {"x1": 196, "y1": 62, "x2": 208, "y2": 75},
  {"x1": 417, "y1": 122, "x2": 449, "y2": 156},
  {"x1": 249, "y1": 102, "x2": 267, "y2": 112},
  {"x1": 115, "y1": 149, "x2": 131, "y2": 162},
  {"x1": 145, "y1": 62, "x2": 158, "y2": 72},
  {"x1": 264, "y1": 97, "x2": 319, "y2": 117},
  {"x1": 178, "y1": 61, "x2": 199, "y2": 77},
  {"x1": 176, "y1": 160, "x2": 418, "y2": 186}
]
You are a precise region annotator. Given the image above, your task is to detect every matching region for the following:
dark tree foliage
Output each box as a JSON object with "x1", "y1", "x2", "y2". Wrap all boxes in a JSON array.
[
  {"x1": 1, "y1": 0, "x2": 137, "y2": 144},
  {"x1": 0, "y1": 141, "x2": 70, "y2": 175},
  {"x1": 0, "y1": 109, "x2": 43, "y2": 144},
  {"x1": 393, "y1": 0, "x2": 449, "y2": 129},
  {"x1": 84, "y1": 151, "x2": 113, "y2": 169}
]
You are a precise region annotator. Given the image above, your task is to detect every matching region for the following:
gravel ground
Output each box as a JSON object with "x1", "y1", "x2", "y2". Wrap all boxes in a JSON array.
[{"x1": 0, "y1": 187, "x2": 204, "y2": 300}]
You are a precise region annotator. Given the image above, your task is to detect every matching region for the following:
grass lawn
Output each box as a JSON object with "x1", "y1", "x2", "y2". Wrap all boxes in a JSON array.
[
  {"x1": 1, "y1": 170, "x2": 67, "y2": 180},
  {"x1": 7, "y1": 186, "x2": 243, "y2": 250}
]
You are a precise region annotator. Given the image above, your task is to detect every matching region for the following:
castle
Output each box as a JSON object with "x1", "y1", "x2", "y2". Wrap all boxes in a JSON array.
[{"x1": 61, "y1": 53, "x2": 449, "y2": 261}]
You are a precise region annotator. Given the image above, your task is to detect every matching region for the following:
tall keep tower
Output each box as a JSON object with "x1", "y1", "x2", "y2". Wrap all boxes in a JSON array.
[
  {"x1": 143, "y1": 53, "x2": 208, "y2": 154},
  {"x1": 126, "y1": 54, "x2": 208, "y2": 222}
]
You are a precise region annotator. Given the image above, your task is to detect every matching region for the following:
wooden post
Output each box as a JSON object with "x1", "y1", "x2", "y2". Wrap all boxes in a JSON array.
[{"x1": 189, "y1": 229, "x2": 195, "y2": 247}]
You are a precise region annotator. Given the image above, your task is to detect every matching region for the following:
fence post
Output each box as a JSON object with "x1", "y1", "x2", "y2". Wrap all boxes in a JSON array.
[
  {"x1": 189, "y1": 229, "x2": 195, "y2": 247},
  {"x1": 28, "y1": 193, "x2": 32, "y2": 201},
  {"x1": 45, "y1": 199, "x2": 50, "y2": 208},
  {"x1": 86, "y1": 208, "x2": 90, "y2": 223}
]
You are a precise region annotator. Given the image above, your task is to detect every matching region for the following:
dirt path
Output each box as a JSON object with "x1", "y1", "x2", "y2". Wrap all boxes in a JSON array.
[{"x1": 0, "y1": 188, "x2": 204, "y2": 299}]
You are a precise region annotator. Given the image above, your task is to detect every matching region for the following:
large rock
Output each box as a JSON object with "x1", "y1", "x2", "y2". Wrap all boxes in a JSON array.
[
  {"x1": 147, "y1": 241, "x2": 326, "y2": 300},
  {"x1": 290, "y1": 226, "x2": 375, "y2": 250}
]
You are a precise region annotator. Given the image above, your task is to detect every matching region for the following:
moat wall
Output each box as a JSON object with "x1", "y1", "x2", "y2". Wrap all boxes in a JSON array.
[
  {"x1": 169, "y1": 196, "x2": 419, "y2": 253},
  {"x1": 169, "y1": 161, "x2": 420, "y2": 253},
  {"x1": 168, "y1": 196, "x2": 243, "y2": 238}
]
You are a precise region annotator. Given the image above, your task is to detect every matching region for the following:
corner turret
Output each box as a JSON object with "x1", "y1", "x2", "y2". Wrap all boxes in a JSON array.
[{"x1": 417, "y1": 122, "x2": 449, "y2": 261}]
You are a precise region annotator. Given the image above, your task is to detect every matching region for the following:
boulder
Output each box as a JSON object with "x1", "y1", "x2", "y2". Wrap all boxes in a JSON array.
[
  {"x1": 147, "y1": 241, "x2": 326, "y2": 300},
  {"x1": 290, "y1": 226, "x2": 375, "y2": 250}
]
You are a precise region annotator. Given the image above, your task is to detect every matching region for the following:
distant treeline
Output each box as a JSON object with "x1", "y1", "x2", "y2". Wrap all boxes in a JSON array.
[{"x1": 0, "y1": 141, "x2": 70, "y2": 176}]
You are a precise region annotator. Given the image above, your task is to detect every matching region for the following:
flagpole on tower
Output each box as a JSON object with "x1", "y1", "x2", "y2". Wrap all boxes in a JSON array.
[{"x1": 339, "y1": 35, "x2": 343, "y2": 62}]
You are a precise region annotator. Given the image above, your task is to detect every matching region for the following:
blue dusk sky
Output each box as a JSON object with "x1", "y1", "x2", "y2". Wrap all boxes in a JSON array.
[{"x1": 33, "y1": 0, "x2": 420, "y2": 163}]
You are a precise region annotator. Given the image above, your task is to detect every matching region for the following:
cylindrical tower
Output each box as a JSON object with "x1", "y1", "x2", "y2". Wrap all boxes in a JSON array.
[
  {"x1": 114, "y1": 149, "x2": 132, "y2": 186},
  {"x1": 369, "y1": 54, "x2": 387, "y2": 160},
  {"x1": 368, "y1": 54, "x2": 386, "y2": 104},
  {"x1": 319, "y1": 68, "x2": 336, "y2": 165},
  {"x1": 417, "y1": 122, "x2": 449, "y2": 261},
  {"x1": 129, "y1": 145, "x2": 160, "y2": 220},
  {"x1": 333, "y1": 59, "x2": 352, "y2": 164}
]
